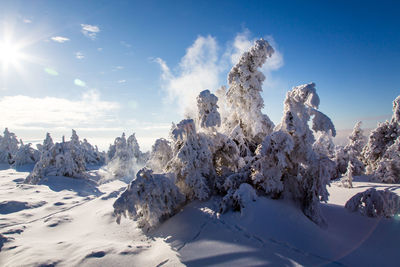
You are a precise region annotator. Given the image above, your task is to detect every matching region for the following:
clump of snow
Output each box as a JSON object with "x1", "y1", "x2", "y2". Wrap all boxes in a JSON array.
[
  {"x1": 113, "y1": 168, "x2": 184, "y2": 230},
  {"x1": 345, "y1": 188, "x2": 400, "y2": 218}
]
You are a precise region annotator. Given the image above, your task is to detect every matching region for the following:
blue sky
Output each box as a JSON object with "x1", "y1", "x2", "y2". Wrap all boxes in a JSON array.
[{"x1": 0, "y1": 0, "x2": 399, "y2": 150}]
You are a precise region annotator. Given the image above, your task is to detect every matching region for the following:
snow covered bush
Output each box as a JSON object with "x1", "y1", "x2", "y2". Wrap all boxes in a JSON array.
[
  {"x1": 25, "y1": 130, "x2": 88, "y2": 184},
  {"x1": 12, "y1": 140, "x2": 40, "y2": 167},
  {"x1": 345, "y1": 188, "x2": 400, "y2": 218},
  {"x1": 220, "y1": 183, "x2": 257, "y2": 213},
  {"x1": 104, "y1": 133, "x2": 148, "y2": 180},
  {"x1": 165, "y1": 119, "x2": 215, "y2": 201},
  {"x1": 0, "y1": 128, "x2": 19, "y2": 164},
  {"x1": 113, "y1": 168, "x2": 184, "y2": 230},
  {"x1": 363, "y1": 95, "x2": 400, "y2": 176},
  {"x1": 223, "y1": 39, "x2": 275, "y2": 156}
]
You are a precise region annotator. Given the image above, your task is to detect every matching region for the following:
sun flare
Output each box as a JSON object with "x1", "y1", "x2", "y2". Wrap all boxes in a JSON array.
[{"x1": 0, "y1": 41, "x2": 23, "y2": 71}]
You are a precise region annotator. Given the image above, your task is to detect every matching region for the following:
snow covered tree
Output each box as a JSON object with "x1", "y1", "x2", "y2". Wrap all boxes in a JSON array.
[
  {"x1": 275, "y1": 82, "x2": 336, "y2": 226},
  {"x1": 335, "y1": 121, "x2": 366, "y2": 178},
  {"x1": 223, "y1": 39, "x2": 275, "y2": 154},
  {"x1": 104, "y1": 133, "x2": 147, "y2": 179},
  {"x1": 197, "y1": 89, "x2": 221, "y2": 130},
  {"x1": 345, "y1": 188, "x2": 400, "y2": 217},
  {"x1": 36, "y1": 133, "x2": 54, "y2": 154},
  {"x1": 113, "y1": 168, "x2": 185, "y2": 230},
  {"x1": 363, "y1": 95, "x2": 400, "y2": 174},
  {"x1": 341, "y1": 161, "x2": 354, "y2": 188},
  {"x1": 0, "y1": 128, "x2": 19, "y2": 164},
  {"x1": 25, "y1": 130, "x2": 88, "y2": 184},
  {"x1": 165, "y1": 119, "x2": 215, "y2": 201},
  {"x1": 373, "y1": 137, "x2": 400, "y2": 183},
  {"x1": 145, "y1": 138, "x2": 173, "y2": 173},
  {"x1": 81, "y1": 138, "x2": 105, "y2": 165},
  {"x1": 12, "y1": 140, "x2": 40, "y2": 167},
  {"x1": 251, "y1": 130, "x2": 294, "y2": 198}
]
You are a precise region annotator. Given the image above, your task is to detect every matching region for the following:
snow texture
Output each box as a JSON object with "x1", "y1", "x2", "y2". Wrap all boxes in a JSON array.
[{"x1": 145, "y1": 138, "x2": 173, "y2": 173}]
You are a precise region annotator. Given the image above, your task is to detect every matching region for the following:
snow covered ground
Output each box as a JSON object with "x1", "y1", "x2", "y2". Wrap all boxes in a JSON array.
[{"x1": 1, "y1": 165, "x2": 399, "y2": 266}]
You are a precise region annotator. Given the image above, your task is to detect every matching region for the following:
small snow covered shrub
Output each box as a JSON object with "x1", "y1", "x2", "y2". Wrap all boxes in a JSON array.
[
  {"x1": 113, "y1": 168, "x2": 184, "y2": 230},
  {"x1": 0, "y1": 128, "x2": 19, "y2": 164},
  {"x1": 345, "y1": 188, "x2": 400, "y2": 218},
  {"x1": 25, "y1": 131, "x2": 88, "y2": 184},
  {"x1": 220, "y1": 183, "x2": 257, "y2": 213},
  {"x1": 12, "y1": 140, "x2": 40, "y2": 167}
]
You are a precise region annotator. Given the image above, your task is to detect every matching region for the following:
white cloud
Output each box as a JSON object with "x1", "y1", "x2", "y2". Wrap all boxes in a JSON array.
[
  {"x1": 156, "y1": 32, "x2": 284, "y2": 117},
  {"x1": 51, "y1": 36, "x2": 70, "y2": 43},
  {"x1": 0, "y1": 90, "x2": 120, "y2": 130},
  {"x1": 75, "y1": 51, "x2": 85, "y2": 59},
  {"x1": 81, "y1": 24, "x2": 100, "y2": 40},
  {"x1": 97, "y1": 47, "x2": 103, "y2": 52},
  {"x1": 118, "y1": 79, "x2": 126, "y2": 83},
  {"x1": 156, "y1": 35, "x2": 220, "y2": 117},
  {"x1": 23, "y1": 18, "x2": 32, "y2": 24}
]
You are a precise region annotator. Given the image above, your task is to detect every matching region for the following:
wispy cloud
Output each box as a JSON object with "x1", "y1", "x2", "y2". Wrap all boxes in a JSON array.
[
  {"x1": 0, "y1": 90, "x2": 119, "y2": 130},
  {"x1": 112, "y1": 66, "x2": 124, "y2": 71},
  {"x1": 156, "y1": 35, "x2": 220, "y2": 117},
  {"x1": 75, "y1": 51, "x2": 85, "y2": 59},
  {"x1": 51, "y1": 36, "x2": 70, "y2": 43},
  {"x1": 23, "y1": 18, "x2": 32, "y2": 24},
  {"x1": 74, "y1": 79, "x2": 86, "y2": 87},
  {"x1": 118, "y1": 79, "x2": 126, "y2": 83},
  {"x1": 81, "y1": 24, "x2": 100, "y2": 40},
  {"x1": 97, "y1": 47, "x2": 103, "y2": 52},
  {"x1": 120, "y1": 41, "x2": 132, "y2": 48}
]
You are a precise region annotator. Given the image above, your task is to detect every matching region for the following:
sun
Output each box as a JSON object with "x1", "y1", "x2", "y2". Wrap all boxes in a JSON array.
[{"x1": 0, "y1": 41, "x2": 23, "y2": 71}]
